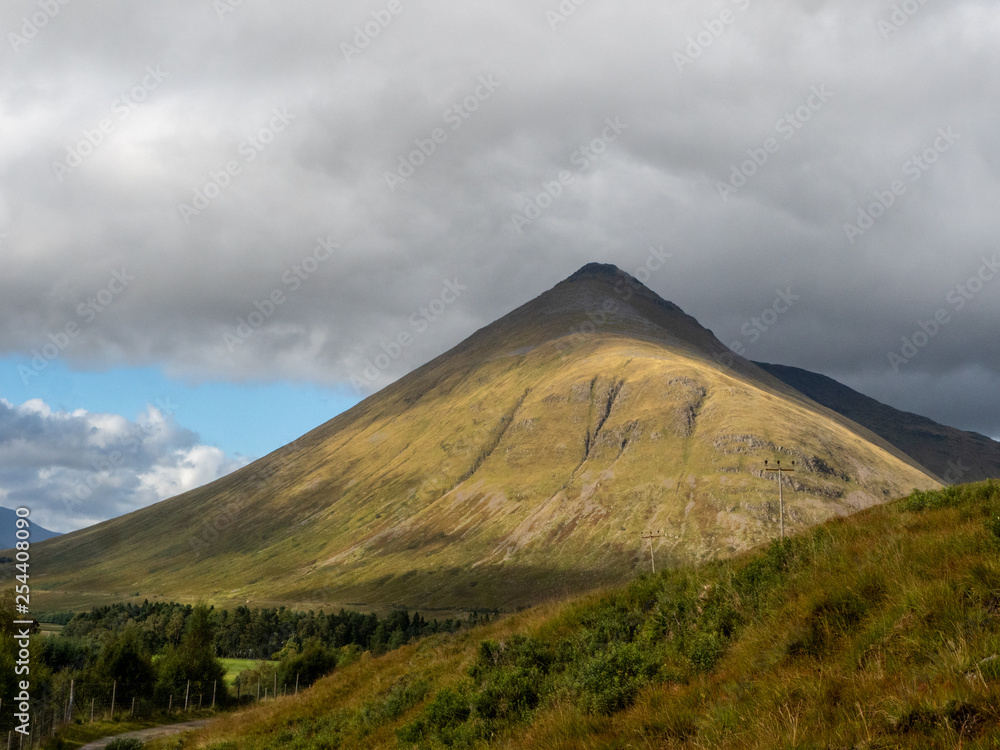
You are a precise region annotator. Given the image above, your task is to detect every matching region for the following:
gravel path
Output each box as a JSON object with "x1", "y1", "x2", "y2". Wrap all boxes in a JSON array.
[{"x1": 77, "y1": 719, "x2": 212, "y2": 749}]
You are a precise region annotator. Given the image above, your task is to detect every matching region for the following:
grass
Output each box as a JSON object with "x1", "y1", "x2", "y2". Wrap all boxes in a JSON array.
[
  {"x1": 218, "y1": 658, "x2": 277, "y2": 688},
  {"x1": 166, "y1": 479, "x2": 1000, "y2": 749}
]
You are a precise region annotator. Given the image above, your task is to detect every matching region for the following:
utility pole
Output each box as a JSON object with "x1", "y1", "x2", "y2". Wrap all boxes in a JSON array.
[
  {"x1": 641, "y1": 530, "x2": 663, "y2": 573},
  {"x1": 763, "y1": 460, "x2": 795, "y2": 539}
]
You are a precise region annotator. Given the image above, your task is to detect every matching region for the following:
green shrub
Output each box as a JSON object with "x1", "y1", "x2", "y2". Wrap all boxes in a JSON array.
[
  {"x1": 731, "y1": 538, "x2": 800, "y2": 611},
  {"x1": 470, "y1": 635, "x2": 553, "y2": 678},
  {"x1": 398, "y1": 686, "x2": 477, "y2": 747},
  {"x1": 276, "y1": 636, "x2": 337, "y2": 689},
  {"x1": 106, "y1": 739, "x2": 144, "y2": 750},
  {"x1": 578, "y1": 602, "x2": 644, "y2": 649},
  {"x1": 685, "y1": 630, "x2": 725, "y2": 671},
  {"x1": 904, "y1": 481, "x2": 1000, "y2": 513},
  {"x1": 575, "y1": 641, "x2": 655, "y2": 715},
  {"x1": 473, "y1": 666, "x2": 542, "y2": 721},
  {"x1": 425, "y1": 687, "x2": 471, "y2": 728}
]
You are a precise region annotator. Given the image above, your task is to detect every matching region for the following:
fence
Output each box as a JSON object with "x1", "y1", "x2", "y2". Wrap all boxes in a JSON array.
[{"x1": 3, "y1": 674, "x2": 302, "y2": 749}]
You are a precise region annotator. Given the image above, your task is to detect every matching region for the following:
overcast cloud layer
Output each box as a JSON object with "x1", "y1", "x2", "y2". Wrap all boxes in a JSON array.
[{"x1": 2, "y1": 0, "x2": 999, "y2": 530}]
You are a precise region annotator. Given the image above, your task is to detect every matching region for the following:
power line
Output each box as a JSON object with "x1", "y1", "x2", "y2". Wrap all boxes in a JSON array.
[
  {"x1": 641, "y1": 530, "x2": 663, "y2": 573},
  {"x1": 763, "y1": 459, "x2": 795, "y2": 539}
]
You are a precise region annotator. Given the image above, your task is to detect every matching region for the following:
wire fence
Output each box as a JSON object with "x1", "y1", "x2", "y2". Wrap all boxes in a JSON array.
[{"x1": 3, "y1": 675, "x2": 300, "y2": 749}]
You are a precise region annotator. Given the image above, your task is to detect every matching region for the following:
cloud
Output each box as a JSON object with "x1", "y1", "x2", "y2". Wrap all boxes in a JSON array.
[
  {"x1": 0, "y1": 398, "x2": 248, "y2": 532},
  {"x1": 1, "y1": 0, "x2": 998, "y2": 444}
]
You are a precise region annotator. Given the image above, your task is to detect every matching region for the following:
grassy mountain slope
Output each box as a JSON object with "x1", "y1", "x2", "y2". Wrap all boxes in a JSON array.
[
  {"x1": 174, "y1": 481, "x2": 1000, "y2": 750},
  {"x1": 755, "y1": 361, "x2": 1000, "y2": 484},
  {"x1": 32, "y1": 265, "x2": 939, "y2": 612}
]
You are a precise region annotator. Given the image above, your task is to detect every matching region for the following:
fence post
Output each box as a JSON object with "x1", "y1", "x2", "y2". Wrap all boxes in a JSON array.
[
  {"x1": 295, "y1": 673, "x2": 299, "y2": 695},
  {"x1": 131, "y1": 696, "x2": 135, "y2": 717},
  {"x1": 212, "y1": 680, "x2": 217, "y2": 709},
  {"x1": 110, "y1": 680, "x2": 116, "y2": 721},
  {"x1": 184, "y1": 680, "x2": 190, "y2": 712},
  {"x1": 273, "y1": 673, "x2": 277, "y2": 700},
  {"x1": 67, "y1": 680, "x2": 75, "y2": 722},
  {"x1": 90, "y1": 698, "x2": 94, "y2": 723},
  {"x1": 168, "y1": 695, "x2": 172, "y2": 713},
  {"x1": 257, "y1": 677, "x2": 260, "y2": 702}
]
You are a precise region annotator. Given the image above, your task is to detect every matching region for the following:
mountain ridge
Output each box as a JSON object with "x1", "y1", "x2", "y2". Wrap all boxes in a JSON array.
[
  {"x1": 1, "y1": 506, "x2": 61, "y2": 549},
  {"x1": 755, "y1": 361, "x2": 1000, "y2": 483},
  {"x1": 26, "y1": 263, "x2": 940, "y2": 612}
]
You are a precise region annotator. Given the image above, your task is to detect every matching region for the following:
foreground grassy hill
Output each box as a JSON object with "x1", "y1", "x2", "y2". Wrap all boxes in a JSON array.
[
  {"x1": 31, "y1": 266, "x2": 938, "y2": 613},
  {"x1": 171, "y1": 480, "x2": 1000, "y2": 750},
  {"x1": 31, "y1": 264, "x2": 938, "y2": 613}
]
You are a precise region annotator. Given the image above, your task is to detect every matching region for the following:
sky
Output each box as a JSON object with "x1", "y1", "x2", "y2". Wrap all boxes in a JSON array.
[{"x1": 2, "y1": 0, "x2": 998, "y2": 533}]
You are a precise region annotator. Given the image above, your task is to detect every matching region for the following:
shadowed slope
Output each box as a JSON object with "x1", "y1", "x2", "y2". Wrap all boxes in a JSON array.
[{"x1": 756, "y1": 361, "x2": 1000, "y2": 483}]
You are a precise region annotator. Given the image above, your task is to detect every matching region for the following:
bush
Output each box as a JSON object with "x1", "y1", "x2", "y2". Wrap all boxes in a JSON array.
[
  {"x1": 576, "y1": 641, "x2": 655, "y2": 715},
  {"x1": 578, "y1": 603, "x2": 644, "y2": 650},
  {"x1": 276, "y1": 637, "x2": 337, "y2": 689},
  {"x1": 106, "y1": 739, "x2": 144, "y2": 750},
  {"x1": 425, "y1": 687, "x2": 471, "y2": 729},
  {"x1": 469, "y1": 635, "x2": 553, "y2": 679},
  {"x1": 398, "y1": 686, "x2": 477, "y2": 747},
  {"x1": 686, "y1": 630, "x2": 725, "y2": 671},
  {"x1": 473, "y1": 666, "x2": 542, "y2": 722},
  {"x1": 903, "y1": 481, "x2": 1000, "y2": 513}
]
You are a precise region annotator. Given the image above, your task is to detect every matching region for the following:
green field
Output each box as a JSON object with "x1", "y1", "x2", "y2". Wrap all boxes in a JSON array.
[{"x1": 218, "y1": 658, "x2": 278, "y2": 688}]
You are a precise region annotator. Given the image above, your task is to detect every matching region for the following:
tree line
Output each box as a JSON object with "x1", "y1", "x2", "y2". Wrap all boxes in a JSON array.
[
  {"x1": 59, "y1": 600, "x2": 485, "y2": 660},
  {"x1": 2, "y1": 594, "x2": 498, "y2": 736}
]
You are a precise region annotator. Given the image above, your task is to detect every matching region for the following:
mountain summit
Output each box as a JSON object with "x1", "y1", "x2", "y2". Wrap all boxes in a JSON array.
[{"x1": 32, "y1": 264, "x2": 940, "y2": 611}]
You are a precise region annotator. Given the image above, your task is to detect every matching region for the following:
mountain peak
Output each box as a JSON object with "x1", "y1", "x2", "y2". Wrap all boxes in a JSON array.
[{"x1": 566, "y1": 262, "x2": 629, "y2": 281}]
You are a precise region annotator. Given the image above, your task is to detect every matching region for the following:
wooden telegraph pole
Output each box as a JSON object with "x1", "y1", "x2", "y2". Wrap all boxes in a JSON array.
[
  {"x1": 641, "y1": 530, "x2": 663, "y2": 573},
  {"x1": 763, "y1": 460, "x2": 795, "y2": 539}
]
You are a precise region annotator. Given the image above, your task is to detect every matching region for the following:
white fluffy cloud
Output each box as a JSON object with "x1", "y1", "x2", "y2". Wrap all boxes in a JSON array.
[{"x1": 0, "y1": 398, "x2": 248, "y2": 532}]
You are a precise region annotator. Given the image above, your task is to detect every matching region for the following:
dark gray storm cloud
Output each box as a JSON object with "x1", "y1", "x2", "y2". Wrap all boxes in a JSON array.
[{"x1": 2, "y1": 0, "x2": 998, "y2": 439}]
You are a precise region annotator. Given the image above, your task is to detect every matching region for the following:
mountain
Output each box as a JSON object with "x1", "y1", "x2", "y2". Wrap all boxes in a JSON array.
[
  {"x1": 1, "y1": 506, "x2": 61, "y2": 550},
  {"x1": 755, "y1": 362, "x2": 1000, "y2": 484},
  {"x1": 29, "y1": 263, "x2": 940, "y2": 612}
]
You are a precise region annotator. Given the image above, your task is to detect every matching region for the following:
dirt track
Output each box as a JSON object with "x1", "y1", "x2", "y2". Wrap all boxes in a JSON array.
[{"x1": 77, "y1": 719, "x2": 212, "y2": 749}]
